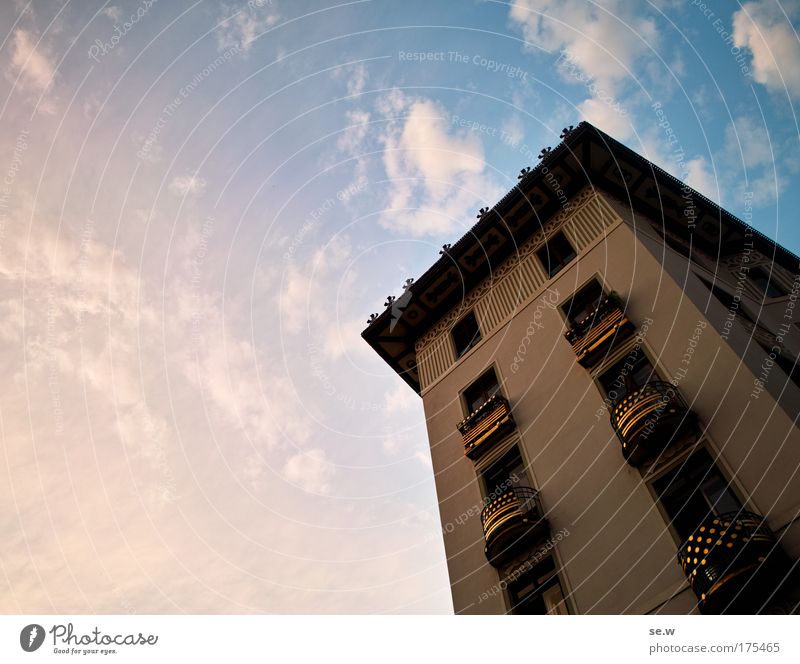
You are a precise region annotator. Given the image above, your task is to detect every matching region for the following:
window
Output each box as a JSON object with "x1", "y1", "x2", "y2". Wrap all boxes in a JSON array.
[
  {"x1": 562, "y1": 279, "x2": 605, "y2": 327},
  {"x1": 507, "y1": 556, "x2": 569, "y2": 615},
  {"x1": 481, "y1": 446, "x2": 529, "y2": 498},
  {"x1": 651, "y1": 448, "x2": 742, "y2": 543},
  {"x1": 463, "y1": 367, "x2": 501, "y2": 415},
  {"x1": 452, "y1": 311, "x2": 481, "y2": 358},
  {"x1": 598, "y1": 348, "x2": 657, "y2": 402},
  {"x1": 749, "y1": 266, "x2": 787, "y2": 299},
  {"x1": 696, "y1": 275, "x2": 755, "y2": 325},
  {"x1": 537, "y1": 232, "x2": 577, "y2": 278}
]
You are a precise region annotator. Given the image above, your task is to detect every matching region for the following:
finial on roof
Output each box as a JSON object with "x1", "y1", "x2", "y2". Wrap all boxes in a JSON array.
[
  {"x1": 560, "y1": 125, "x2": 575, "y2": 139},
  {"x1": 518, "y1": 166, "x2": 531, "y2": 180}
]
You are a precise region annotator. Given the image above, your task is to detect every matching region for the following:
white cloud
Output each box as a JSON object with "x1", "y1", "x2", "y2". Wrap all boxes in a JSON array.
[
  {"x1": 215, "y1": 2, "x2": 280, "y2": 54},
  {"x1": 733, "y1": 1, "x2": 800, "y2": 98},
  {"x1": 509, "y1": 0, "x2": 658, "y2": 92},
  {"x1": 684, "y1": 156, "x2": 718, "y2": 201},
  {"x1": 8, "y1": 28, "x2": 55, "y2": 94},
  {"x1": 383, "y1": 380, "x2": 417, "y2": 415},
  {"x1": 577, "y1": 96, "x2": 633, "y2": 139},
  {"x1": 335, "y1": 62, "x2": 368, "y2": 97},
  {"x1": 282, "y1": 448, "x2": 335, "y2": 493},
  {"x1": 724, "y1": 115, "x2": 773, "y2": 170},
  {"x1": 376, "y1": 93, "x2": 502, "y2": 236},
  {"x1": 280, "y1": 235, "x2": 354, "y2": 334},
  {"x1": 169, "y1": 174, "x2": 207, "y2": 196},
  {"x1": 500, "y1": 115, "x2": 525, "y2": 147},
  {"x1": 101, "y1": 6, "x2": 124, "y2": 22}
]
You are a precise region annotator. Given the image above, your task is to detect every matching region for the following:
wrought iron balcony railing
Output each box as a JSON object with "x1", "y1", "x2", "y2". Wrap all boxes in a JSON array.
[
  {"x1": 564, "y1": 295, "x2": 635, "y2": 367},
  {"x1": 481, "y1": 486, "x2": 549, "y2": 567},
  {"x1": 609, "y1": 381, "x2": 696, "y2": 466},
  {"x1": 457, "y1": 394, "x2": 516, "y2": 460},
  {"x1": 678, "y1": 511, "x2": 786, "y2": 614}
]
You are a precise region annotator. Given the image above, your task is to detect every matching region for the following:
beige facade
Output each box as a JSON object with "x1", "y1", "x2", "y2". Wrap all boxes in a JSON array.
[{"x1": 363, "y1": 123, "x2": 800, "y2": 615}]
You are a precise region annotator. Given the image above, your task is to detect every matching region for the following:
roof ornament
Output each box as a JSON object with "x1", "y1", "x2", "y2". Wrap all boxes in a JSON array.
[
  {"x1": 402, "y1": 278, "x2": 414, "y2": 290},
  {"x1": 538, "y1": 146, "x2": 552, "y2": 160},
  {"x1": 477, "y1": 206, "x2": 489, "y2": 218},
  {"x1": 518, "y1": 166, "x2": 531, "y2": 180},
  {"x1": 367, "y1": 313, "x2": 378, "y2": 324},
  {"x1": 439, "y1": 244, "x2": 451, "y2": 255},
  {"x1": 560, "y1": 125, "x2": 575, "y2": 139},
  {"x1": 384, "y1": 295, "x2": 396, "y2": 307}
]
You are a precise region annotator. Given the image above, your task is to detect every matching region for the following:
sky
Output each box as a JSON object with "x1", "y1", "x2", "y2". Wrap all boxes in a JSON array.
[{"x1": 0, "y1": 0, "x2": 799, "y2": 614}]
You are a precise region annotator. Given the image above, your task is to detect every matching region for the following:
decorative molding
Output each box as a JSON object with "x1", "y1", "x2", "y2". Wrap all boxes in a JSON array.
[{"x1": 416, "y1": 185, "x2": 599, "y2": 353}]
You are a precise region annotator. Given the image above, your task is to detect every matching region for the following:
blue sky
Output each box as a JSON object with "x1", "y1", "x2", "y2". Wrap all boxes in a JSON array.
[{"x1": 1, "y1": 0, "x2": 799, "y2": 613}]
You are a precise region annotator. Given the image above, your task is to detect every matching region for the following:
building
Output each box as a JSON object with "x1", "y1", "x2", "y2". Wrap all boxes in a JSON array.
[{"x1": 362, "y1": 122, "x2": 800, "y2": 615}]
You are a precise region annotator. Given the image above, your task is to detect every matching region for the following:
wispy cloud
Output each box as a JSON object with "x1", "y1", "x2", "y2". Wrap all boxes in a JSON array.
[
  {"x1": 169, "y1": 174, "x2": 207, "y2": 196},
  {"x1": 733, "y1": 0, "x2": 800, "y2": 98},
  {"x1": 215, "y1": 1, "x2": 280, "y2": 55},
  {"x1": 7, "y1": 28, "x2": 55, "y2": 97}
]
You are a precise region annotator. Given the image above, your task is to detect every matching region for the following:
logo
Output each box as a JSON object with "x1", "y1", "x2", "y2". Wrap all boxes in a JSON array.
[{"x1": 20, "y1": 624, "x2": 45, "y2": 652}]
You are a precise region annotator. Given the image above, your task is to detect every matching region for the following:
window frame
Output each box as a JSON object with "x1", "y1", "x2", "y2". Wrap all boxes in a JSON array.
[
  {"x1": 749, "y1": 265, "x2": 788, "y2": 300},
  {"x1": 451, "y1": 310, "x2": 482, "y2": 359},
  {"x1": 645, "y1": 445, "x2": 746, "y2": 547},
  {"x1": 560, "y1": 276, "x2": 607, "y2": 328},
  {"x1": 536, "y1": 231, "x2": 577, "y2": 279},
  {"x1": 460, "y1": 365, "x2": 503, "y2": 418}
]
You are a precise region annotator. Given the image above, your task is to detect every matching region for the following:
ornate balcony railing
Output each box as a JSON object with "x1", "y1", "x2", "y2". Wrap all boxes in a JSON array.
[
  {"x1": 481, "y1": 486, "x2": 549, "y2": 567},
  {"x1": 678, "y1": 511, "x2": 786, "y2": 614},
  {"x1": 609, "y1": 381, "x2": 696, "y2": 466},
  {"x1": 457, "y1": 394, "x2": 516, "y2": 460},
  {"x1": 564, "y1": 295, "x2": 635, "y2": 367}
]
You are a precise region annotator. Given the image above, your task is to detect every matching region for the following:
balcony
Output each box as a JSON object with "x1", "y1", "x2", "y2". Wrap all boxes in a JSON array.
[
  {"x1": 481, "y1": 487, "x2": 549, "y2": 567},
  {"x1": 564, "y1": 295, "x2": 635, "y2": 367},
  {"x1": 458, "y1": 394, "x2": 516, "y2": 460},
  {"x1": 678, "y1": 511, "x2": 786, "y2": 614},
  {"x1": 609, "y1": 381, "x2": 696, "y2": 466}
]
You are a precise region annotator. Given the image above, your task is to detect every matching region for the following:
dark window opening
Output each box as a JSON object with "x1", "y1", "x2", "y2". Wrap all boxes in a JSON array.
[
  {"x1": 452, "y1": 311, "x2": 481, "y2": 358},
  {"x1": 507, "y1": 556, "x2": 568, "y2": 615},
  {"x1": 749, "y1": 266, "x2": 787, "y2": 299},
  {"x1": 651, "y1": 448, "x2": 742, "y2": 544},
  {"x1": 537, "y1": 232, "x2": 577, "y2": 278},
  {"x1": 481, "y1": 446, "x2": 529, "y2": 498},
  {"x1": 598, "y1": 348, "x2": 657, "y2": 402},
  {"x1": 463, "y1": 367, "x2": 501, "y2": 415},
  {"x1": 696, "y1": 276, "x2": 755, "y2": 325},
  {"x1": 562, "y1": 279, "x2": 605, "y2": 327}
]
